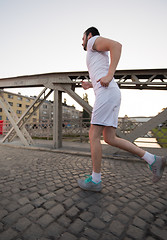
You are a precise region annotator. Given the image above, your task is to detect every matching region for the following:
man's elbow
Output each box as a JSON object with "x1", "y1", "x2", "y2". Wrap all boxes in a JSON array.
[
  {"x1": 117, "y1": 42, "x2": 122, "y2": 51},
  {"x1": 111, "y1": 41, "x2": 122, "y2": 52}
]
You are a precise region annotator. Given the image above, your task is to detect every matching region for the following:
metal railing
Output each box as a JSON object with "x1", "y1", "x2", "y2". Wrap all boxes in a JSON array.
[{"x1": 0, "y1": 117, "x2": 166, "y2": 148}]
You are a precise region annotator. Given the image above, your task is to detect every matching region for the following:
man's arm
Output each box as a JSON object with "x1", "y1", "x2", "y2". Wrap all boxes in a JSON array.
[{"x1": 93, "y1": 37, "x2": 122, "y2": 87}]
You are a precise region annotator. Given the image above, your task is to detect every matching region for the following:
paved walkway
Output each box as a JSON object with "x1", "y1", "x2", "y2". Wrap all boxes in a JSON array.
[{"x1": 0, "y1": 144, "x2": 167, "y2": 240}]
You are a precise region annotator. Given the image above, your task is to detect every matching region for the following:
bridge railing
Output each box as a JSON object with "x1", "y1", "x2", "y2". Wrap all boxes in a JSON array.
[{"x1": 0, "y1": 117, "x2": 166, "y2": 148}]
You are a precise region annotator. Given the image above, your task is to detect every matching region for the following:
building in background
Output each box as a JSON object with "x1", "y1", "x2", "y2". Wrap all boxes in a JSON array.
[
  {"x1": 39, "y1": 98, "x2": 80, "y2": 123},
  {"x1": 0, "y1": 91, "x2": 80, "y2": 124},
  {"x1": 62, "y1": 98, "x2": 80, "y2": 120},
  {"x1": 39, "y1": 100, "x2": 53, "y2": 122},
  {"x1": 0, "y1": 91, "x2": 39, "y2": 123}
]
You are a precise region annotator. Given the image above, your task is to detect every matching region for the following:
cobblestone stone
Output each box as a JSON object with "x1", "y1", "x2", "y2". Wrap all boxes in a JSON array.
[
  {"x1": 49, "y1": 203, "x2": 65, "y2": 218},
  {"x1": 57, "y1": 215, "x2": 72, "y2": 227},
  {"x1": 89, "y1": 217, "x2": 106, "y2": 229},
  {"x1": 63, "y1": 198, "x2": 74, "y2": 208},
  {"x1": 109, "y1": 220, "x2": 125, "y2": 237},
  {"x1": 106, "y1": 203, "x2": 118, "y2": 215},
  {"x1": 128, "y1": 201, "x2": 141, "y2": 210},
  {"x1": 84, "y1": 227, "x2": 100, "y2": 239},
  {"x1": 66, "y1": 206, "x2": 80, "y2": 219},
  {"x1": 59, "y1": 232, "x2": 77, "y2": 240},
  {"x1": 127, "y1": 225, "x2": 145, "y2": 239},
  {"x1": 79, "y1": 211, "x2": 94, "y2": 222},
  {"x1": 44, "y1": 222, "x2": 65, "y2": 239},
  {"x1": 32, "y1": 196, "x2": 46, "y2": 207},
  {"x1": 69, "y1": 218, "x2": 86, "y2": 234},
  {"x1": 5, "y1": 202, "x2": 20, "y2": 212},
  {"x1": 2, "y1": 211, "x2": 21, "y2": 226},
  {"x1": 23, "y1": 223, "x2": 43, "y2": 240},
  {"x1": 145, "y1": 204, "x2": 160, "y2": 214},
  {"x1": 28, "y1": 192, "x2": 40, "y2": 200},
  {"x1": 116, "y1": 213, "x2": 130, "y2": 224},
  {"x1": 14, "y1": 217, "x2": 31, "y2": 231},
  {"x1": 138, "y1": 209, "x2": 154, "y2": 222},
  {"x1": 145, "y1": 237, "x2": 156, "y2": 240},
  {"x1": 0, "y1": 209, "x2": 8, "y2": 220},
  {"x1": 154, "y1": 218, "x2": 165, "y2": 227},
  {"x1": 100, "y1": 210, "x2": 113, "y2": 223},
  {"x1": 122, "y1": 206, "x2": 136, "y2": 216},
  {"x1": 0, "y1": 144, "x2": 167, "y2": 239},
  {"x1": 37, "y1": 213, "x2": 54, "y2": 227},
  {"x1": 28, "y1": 207, "x2": 46, "y2": 220},
  {"x1": 18, "y1": 203, "x2": 34, "y2": 215},
  {"x1": 0, "y1": 228, "x2": 18, "y2": 240},
  {"x1": 152, "y1": 200, "x2": 166, "y2": 210},
  {"x1": 133, "y1": 216, "x2": 147, "y2": 230},
  {"x1": 150, "y1": 225, "x2": 167, "y2": 240},
  {"x1": 18, "y1": 197, "x2": 30, "y2": 205}
]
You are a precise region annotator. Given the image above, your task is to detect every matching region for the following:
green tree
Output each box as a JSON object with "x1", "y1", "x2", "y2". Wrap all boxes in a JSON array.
[{"x1": 82, "y1": 93, "x2": 90, "y2": 121}]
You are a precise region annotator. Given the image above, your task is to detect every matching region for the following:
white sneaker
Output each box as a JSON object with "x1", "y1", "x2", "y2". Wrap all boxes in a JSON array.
[
  {"x1": 149, "y1": 156, "x2": 166, "y2": 183},
  {"x1": 78, "y1": 175, "x2": 102, "y2": 192}
]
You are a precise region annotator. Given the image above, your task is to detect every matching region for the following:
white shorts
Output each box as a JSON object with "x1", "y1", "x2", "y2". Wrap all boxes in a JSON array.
[{"x1": 91, "y1": 86, "x2": 121, "y2": 128}]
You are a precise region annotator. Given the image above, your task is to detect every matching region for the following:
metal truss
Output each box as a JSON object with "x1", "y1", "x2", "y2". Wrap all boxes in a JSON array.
[
  {"x1": 0, "y1": 91, "x2": 34, "y2": 146},
  {"x1": 0, "y1": 69, "x2": 166, "y2": 150},
  {"x1": 67, "y1": 69, "x2": 167, "y2": 90},
  {"x1": 1, "y1": 88, "x2": 53, "y2": 145}
]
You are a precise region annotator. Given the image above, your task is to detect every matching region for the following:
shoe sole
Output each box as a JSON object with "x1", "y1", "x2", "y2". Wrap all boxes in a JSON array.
[{"x1": 78, "y1": 181, "x2": 102, "y2": 192}]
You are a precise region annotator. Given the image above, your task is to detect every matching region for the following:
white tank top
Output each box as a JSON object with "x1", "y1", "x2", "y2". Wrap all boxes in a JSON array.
[{"x1": 86, "y1": 35, "x2": 118, "y2": 92}]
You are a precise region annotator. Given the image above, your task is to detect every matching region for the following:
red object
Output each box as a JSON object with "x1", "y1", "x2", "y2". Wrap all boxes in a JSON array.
[{"x1": 0, "y1": 120, "x2": 3, "y2": 134}]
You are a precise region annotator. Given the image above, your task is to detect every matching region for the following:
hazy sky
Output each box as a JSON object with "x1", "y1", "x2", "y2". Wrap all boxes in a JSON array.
[{"x1": 0, "y1": 0, "x2": 167, "y2": 116}]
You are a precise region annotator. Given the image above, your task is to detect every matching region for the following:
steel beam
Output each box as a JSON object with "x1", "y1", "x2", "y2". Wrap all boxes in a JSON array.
[
  {"x1": 53, "y1": 89, "x2": 62, "y2": 148},
  {"x1": 0, "y1": 69, "x2": 166, "y2": 90},
  {"x1": 118, "y1": 108, "x2": 167, "y2": 142},
  {"x1": 0, "y1": 92, "x2": 30, "y2": 146}
]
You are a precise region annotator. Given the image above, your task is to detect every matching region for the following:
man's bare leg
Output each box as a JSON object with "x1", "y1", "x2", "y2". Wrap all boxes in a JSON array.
[
  {"x1": 89, "y1": 124, "x2": 104, "y2": 173},
  {"x1": 78, "y1": 125, "x2": 166, "y2": 191},
  {"x1": 103, "y1": 126, "x2": 166, "y2": 183},
  {"x1": 103, "y1": 126, "x2": 145, "y2": 157},
  {"x1": 77, "y1": 124, "x2": 104, "y2": 191}
]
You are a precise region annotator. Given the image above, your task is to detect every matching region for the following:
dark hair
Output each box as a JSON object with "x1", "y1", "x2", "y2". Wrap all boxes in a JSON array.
[{"x1": 84, "y1": 27, "x2": 100, "y2": 37}]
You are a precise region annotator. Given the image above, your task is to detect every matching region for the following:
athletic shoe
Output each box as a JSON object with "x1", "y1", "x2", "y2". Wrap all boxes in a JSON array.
[
  {"x1": 78, "y1": 175, "x2": 102, "y2": 192},
  {"x1": 149, "y1": 156, "x2": 166, "y2": 183}
]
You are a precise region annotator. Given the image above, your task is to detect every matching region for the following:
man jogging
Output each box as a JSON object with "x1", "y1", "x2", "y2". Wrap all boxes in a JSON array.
[{"x1": 78, "y1": 26, "x2": 166, "y2": 192}]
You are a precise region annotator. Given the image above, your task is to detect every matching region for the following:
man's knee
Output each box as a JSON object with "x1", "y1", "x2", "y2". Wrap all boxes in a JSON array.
[
  {"x1": 89, "y1": 130, "x2": 98, "y2": 142},
  {"x1": 104, "y1": 136, "x2": 111, "y2": 145},
  {"x1": 89, "y1": 127, "x2": 101, "y2": 142},
  {"x1": 104, "y1": 135, "x2": 117, "y2": 146}
]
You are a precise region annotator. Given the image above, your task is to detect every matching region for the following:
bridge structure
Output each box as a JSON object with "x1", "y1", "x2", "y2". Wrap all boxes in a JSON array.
[{"x1": 0, "y1": 68, "x2": 166, "y2": 153}]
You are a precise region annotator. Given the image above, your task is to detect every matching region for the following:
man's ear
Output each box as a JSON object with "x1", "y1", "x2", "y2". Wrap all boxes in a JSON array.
[{"x1": 88, "y1": 33, "x2": 93, "y2": 40}]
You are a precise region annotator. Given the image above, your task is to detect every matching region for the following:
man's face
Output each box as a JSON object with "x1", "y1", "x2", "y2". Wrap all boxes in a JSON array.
[{"x1": 82, "y1": 33, "x2": 88, "y2": 51}]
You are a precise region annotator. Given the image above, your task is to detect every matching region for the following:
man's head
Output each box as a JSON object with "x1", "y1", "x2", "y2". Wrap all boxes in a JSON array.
[
  {"x1": 84, "y1": 27, "x2": 100, "y2": 37},
  {"x1": 82, "y1": 27, "x2": 100, "y2": 51}
]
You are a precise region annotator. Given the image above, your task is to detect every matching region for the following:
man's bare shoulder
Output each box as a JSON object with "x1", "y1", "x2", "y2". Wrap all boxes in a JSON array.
[{"x1": 93, "y1": 36, "x2": 121, "y2": 52}]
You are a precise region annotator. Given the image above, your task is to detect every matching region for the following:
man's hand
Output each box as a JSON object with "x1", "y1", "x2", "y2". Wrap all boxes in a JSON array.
[
  {"x1": 81, "y1": 81, "x2": 93, "y2": 90},
  {"x1": 97, "y1": 75, "x2": 113, "y2": 87}
]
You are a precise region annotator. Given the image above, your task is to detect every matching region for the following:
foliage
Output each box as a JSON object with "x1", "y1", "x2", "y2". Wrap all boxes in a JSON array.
[
  {"x1": 152, "y1": 128, "x2": 167, "y2": 148},
  {"x1": 82, "y1": 93, "x2": 90, "y2": 122}
]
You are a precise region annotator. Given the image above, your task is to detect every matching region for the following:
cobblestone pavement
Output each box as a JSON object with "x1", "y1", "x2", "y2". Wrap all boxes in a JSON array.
[{"x1": 0, "y1": 145, "x2": 167, "y2": 240}]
